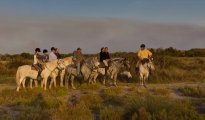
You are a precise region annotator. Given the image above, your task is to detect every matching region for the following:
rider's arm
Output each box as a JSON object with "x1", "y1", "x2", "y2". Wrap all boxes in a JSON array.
[
  {"x1": 137, "y1": 51, "x2": 143, "y2": 60},
  {"x1": 147, "y1": 50, "x2": 153, "y2": 58}
]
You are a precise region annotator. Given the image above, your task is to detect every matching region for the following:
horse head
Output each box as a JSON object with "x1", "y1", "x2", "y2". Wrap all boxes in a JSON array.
[
  {"x1": 147, "y1": 58, "x2": 155, "y2": 71},
  {"x1": 122, "y1": 58, "x2": 131, "y2": 70},
  {"x1": 85, "y1": 56, "x2": 100, "y2": 69},
  {"x1": 57, "y1": 59, "x2": 66, "y2": 71}
]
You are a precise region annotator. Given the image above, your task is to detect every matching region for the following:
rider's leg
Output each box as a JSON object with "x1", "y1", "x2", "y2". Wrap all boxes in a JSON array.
[
  {"x1": 77, "y1": 63, "x2": 80, "y2": 75},
  {"x1": 103, "y1": 60, "x2": 108, "y2": 67},
  {"x1": 33, "y1": 64, "x2": 42, "y2": 80}
]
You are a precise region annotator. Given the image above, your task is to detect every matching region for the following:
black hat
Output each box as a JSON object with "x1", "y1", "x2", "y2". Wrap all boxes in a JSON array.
[
  {"x1": 43, "y1": 49, "x2": 48, "y2": 53},
  {"x1": 77, "y1": 48, "x2": 82, "y2": 50},
  {"x1": 140, "y1": 44, "x2": 146, "y2": 48},
  {"x1": 35, "y1": 48, "x2": 41, "y2": 52}
]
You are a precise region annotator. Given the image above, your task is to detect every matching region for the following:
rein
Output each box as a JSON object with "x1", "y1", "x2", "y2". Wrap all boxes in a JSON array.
[{"x1": 45, "y1": 60, "x2": 64, "y2": 72}]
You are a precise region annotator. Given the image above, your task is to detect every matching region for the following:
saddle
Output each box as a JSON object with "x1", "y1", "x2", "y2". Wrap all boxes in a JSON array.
[{"x1": 31, "y1": 64, "x2": 45, "y2": 71}]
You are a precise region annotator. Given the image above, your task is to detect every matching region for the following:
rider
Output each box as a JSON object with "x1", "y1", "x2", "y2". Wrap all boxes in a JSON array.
[
  {"x1": 99, "y1": 47, "x2": 105, "y2": 63},
  {"x1": 43, "y1": 49, "x2": 49, "y2": 62},
  {"x1": 136, "y1": 44, "x2": 152, "y2": 69},
  {"x1": 73, "y1": 48, "x2": 84, "y2": 77},
  {"x1": 55, "y1": 48, "x2": 61, "y2": 59},
  {"x1": 33, "y1": 48, "x2": 44, "y2": 80},
  {"x1": 103, "y1": 47, "x2": 110, "y2": 67},
  {"x1": 49, "y1": 47, "x2": 57, "y2": 61}
]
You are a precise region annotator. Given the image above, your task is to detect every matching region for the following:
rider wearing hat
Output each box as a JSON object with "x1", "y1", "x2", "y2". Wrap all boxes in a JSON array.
[
  {"x1": 136, "y1": 44, "x2": 152, "y2": 68},
  {"x1": 73, "y1": 48, "x2": 84, "y2": 77},
  {"x1": 43, "y1": 49, "x2": 49, "y2": 62},
  {"x1": 33, "y1": 48, "x2": 44, "y2": 80}
]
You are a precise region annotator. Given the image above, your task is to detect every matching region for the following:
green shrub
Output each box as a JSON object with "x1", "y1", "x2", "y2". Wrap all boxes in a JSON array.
[
  {"x1": 178, "y1": 86, "x2": 205, "y2": 98},
  {"x1": 100, "y1": 105, "x2": 123, "y2": 120},
  {"x1": 123, "y1": 95, "x2": 200, "y2": 120}
]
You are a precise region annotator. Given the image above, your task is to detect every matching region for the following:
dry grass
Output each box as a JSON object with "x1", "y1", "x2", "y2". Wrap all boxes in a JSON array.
[
  {"x1": 0, "y1": 53, "x2": 205, "y2": 119},
  {"x1": 178, "y1": 86, "x2": 205, "y2": 98}
]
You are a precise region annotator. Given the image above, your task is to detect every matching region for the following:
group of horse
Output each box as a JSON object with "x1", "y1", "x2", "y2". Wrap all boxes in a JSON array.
[{"x1": 15, "y1": 56, "x2": 155, "y2": 92}]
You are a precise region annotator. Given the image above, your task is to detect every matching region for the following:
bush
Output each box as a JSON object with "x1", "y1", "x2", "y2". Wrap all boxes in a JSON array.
[
  {"x1": 178, "y1": 86, "x2": 205, "y2": 98},
  {"x1": 123, "y1": 95, "x2": 200, "y2": 120},
  {"x1": 100, "y1": 105, "x2": 123, "y2": 120}
]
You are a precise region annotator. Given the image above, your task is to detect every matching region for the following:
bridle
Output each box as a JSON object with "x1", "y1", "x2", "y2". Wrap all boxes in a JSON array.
[
  {"x1": 56, "y1": 59, "x2": 65, "y2": 71},
  {"x1": 45, "y1": 59, "x2": 65, "y2": 72}
]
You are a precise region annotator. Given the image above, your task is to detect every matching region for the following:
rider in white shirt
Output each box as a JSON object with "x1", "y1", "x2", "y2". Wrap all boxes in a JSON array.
[{"x1": 49, "y1": 47, "x2": 57, "y2": 61}]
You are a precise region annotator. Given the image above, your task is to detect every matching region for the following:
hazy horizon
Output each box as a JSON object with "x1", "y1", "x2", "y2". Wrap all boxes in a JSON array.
[{"x1": 0, "y1": 0, "x2": 205, "y2": 54}]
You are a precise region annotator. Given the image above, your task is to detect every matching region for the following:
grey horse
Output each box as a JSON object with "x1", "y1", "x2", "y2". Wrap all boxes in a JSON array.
[
  {"x1": 64, "y1": 57, "x2": 100, "y2": 89},
  {"x1": 91, "y1": 58, "x2": 131, "y2": 86},
  {"x1": 106, "y1": 58, "x2": 131, "y2": 86}
]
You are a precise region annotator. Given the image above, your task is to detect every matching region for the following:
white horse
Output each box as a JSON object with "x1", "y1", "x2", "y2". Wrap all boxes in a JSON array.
[
  {"x1": 48, "y1": 57, "x2": 73, "y2": 89},
  {"x1": 16, "y1": 59, "x2": 65, "y2": 91},
  {"x1": 28, "y1": 57, "x2": 73, "y2": 89},
  {"x1": 139, "y1": 58, "x2": 155, "y2": 87}
]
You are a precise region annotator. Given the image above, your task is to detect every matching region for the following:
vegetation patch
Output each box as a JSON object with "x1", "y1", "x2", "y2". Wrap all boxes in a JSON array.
[{"x1": 178, "y1": 86, "x2": 205, "y2": 98}]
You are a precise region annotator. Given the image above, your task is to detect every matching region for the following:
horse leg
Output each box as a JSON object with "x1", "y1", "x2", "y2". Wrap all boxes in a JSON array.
[
  {"x1": 16, "y1": 77, "x2": 24, "y2": 92},
  {"x1": 49, "y1": 78, "x2": 54, "y2": 89},
  {"x1": 71, "y1": 76, "x2": 76, "y2": 89},
  {"x1": 102, "y1": 75, "x2": 106, "y2": 85},
  {"x1": 22, "y1": 78, "x2": 26, "y2": 89},
  {"x1": 93, "y1": 73, "x2": 99, "y2": 84},
  {"x1": 43, "y1": 77, "x2": 49, "y2": 90},
  {"x1": 60, "y1": 70, "x2": 65, "y2": 87},
  {"x1": 140, "y1": 74, "x2": 144, "y2": 86},
  {"x1": 54, "y1": 77, "x2": 57, "y2": 88},
  {"x1": 34, "y1": 80, "x2": 38, "y2": 87},
  {"x1": 143, "y1": 74, "x2": 149, "y2": 88},
  {"x1": 30, "y1": 79, "x2": 33, "y2": 89},
  {"x1": 103, "y1": 77, "x2": 106, "y2": 85},
  {"x1": 113, "y1": 73, "x2": 118, "y2": 86},
  {"x1": 64, "y1": 74, "x2": 69, "y2": 88},
  {"x1": 41, "y1": 79, "x2": 44, "y2": 88}
]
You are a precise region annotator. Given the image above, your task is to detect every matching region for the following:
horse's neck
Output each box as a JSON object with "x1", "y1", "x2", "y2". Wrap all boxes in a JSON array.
[
  {"x1": 46, "y1": 60, "x2": 58, "y2": 71},
  {"x1": 82, "y1": 63, "x2": 92, "y2": 70},
  {"x1": 111, "y1": 61, "x2": 122, "y2": 70},
  {"x1": 140, "y1": 63, "x2": 148, "y2": 70},
  {"x1": 63, "y1": 57, "x2": 72, "y2": 66}
]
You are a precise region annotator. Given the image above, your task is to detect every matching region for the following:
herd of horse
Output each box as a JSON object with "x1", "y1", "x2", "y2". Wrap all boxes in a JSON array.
[{"x1": 15, "y1": 56, "x2": 155, "y2": 92}]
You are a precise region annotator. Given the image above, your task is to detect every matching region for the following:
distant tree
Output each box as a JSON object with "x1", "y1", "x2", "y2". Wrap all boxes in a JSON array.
[{"x1": 20, "y1": 53, "x2": 32, "y2": 59}]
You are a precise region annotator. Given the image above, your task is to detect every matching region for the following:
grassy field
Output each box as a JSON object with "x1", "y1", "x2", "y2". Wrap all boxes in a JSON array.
[{"x1": 0, "y1": 52, "x2": 205, "y2": 120}]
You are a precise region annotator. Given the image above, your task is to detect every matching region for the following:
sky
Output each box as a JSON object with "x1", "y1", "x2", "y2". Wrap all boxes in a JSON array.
[{"x1": 0, "y1": 0, "x2": 205, "y2": 54}]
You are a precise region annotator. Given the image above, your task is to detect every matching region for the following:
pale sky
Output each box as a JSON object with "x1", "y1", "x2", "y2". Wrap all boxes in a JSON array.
[{"x1": 0, "y1": 0, "x2": 205, "y2": 54}]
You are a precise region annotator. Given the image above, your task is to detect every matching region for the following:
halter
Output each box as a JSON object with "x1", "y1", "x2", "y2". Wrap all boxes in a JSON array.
[{"x1": 56, "y1": 59, "x2": 65, "y2": 71}]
